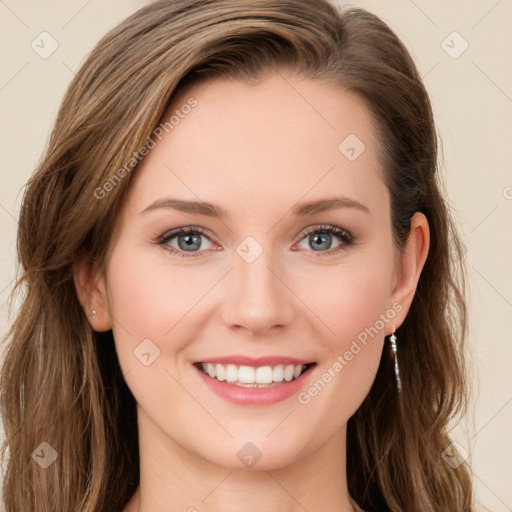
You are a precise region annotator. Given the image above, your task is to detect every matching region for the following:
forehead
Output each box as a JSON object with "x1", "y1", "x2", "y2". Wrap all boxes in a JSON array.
[{"x1": 123, "y1": 72, "x2": 385, "y2": 218}]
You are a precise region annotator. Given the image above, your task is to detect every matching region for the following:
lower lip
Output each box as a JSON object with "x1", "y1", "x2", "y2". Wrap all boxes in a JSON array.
[{"x1": 194, "y1": 364, "x2": 316, "y2": 405}]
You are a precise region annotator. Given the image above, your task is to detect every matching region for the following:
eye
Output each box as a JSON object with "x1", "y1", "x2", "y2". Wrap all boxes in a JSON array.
[
  {"x1": 294, "y1": 224, "x2": 354, "y2": 256},
  {"x1": 156, "y1": 226, "x2": 217, "y2": 258},
  {"x1": 156, "y1": 224, "x2": 354, "y2": 258}
]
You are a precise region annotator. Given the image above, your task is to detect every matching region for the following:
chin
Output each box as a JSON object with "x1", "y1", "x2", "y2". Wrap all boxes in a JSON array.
[{"x1": 193, "y1": 434, "x2": 314, "y2": 472}]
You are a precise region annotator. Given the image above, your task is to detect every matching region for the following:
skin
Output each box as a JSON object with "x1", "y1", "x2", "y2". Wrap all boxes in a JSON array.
[{"x1": 74, "y1": 71, "x2": 429, "y2": 512}]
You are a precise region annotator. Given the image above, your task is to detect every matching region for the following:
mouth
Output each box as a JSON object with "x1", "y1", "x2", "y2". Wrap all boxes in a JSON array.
[{"x1": 193, "y1": 361, "x2": 317, "y2": 388}]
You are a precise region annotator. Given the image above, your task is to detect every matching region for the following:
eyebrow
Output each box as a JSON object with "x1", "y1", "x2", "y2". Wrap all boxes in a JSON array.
[{"x1": 140, "y1": 195, "x2": 370, "y2": 218}]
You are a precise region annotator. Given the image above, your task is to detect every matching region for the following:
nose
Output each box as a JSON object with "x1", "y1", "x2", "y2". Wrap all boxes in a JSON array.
[{"x1": 222, "y1": 246, "x2": 295, "y2": 337}]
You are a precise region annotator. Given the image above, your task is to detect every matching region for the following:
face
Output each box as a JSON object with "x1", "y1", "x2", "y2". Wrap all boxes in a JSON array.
[{"x1": 79, "y1": 72, "x2": 427, "y2": 470}]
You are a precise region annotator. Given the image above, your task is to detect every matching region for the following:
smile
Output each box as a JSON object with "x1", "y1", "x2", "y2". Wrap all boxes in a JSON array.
[
  {"x1": 196, "y1": 362, "x2": 314, "y2": 387},
  {"x1": 193, "y1": 358, "x2": 317, "y2": 405}
]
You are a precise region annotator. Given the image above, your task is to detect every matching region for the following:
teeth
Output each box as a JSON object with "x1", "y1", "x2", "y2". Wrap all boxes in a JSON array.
[
  {"x1": 238, "y1": 366, "x2": 255, "y2": 383},
  {"x1": 255, "y1": 366, "x2": 273, "y2": 384},
  {"x1": 284, "y1": 364, "x2": 294, "y2": 381},
  {"x1": 215, "y1": 363, "x2": 226, "y2": 381},
  {"x1": 226, "y1": 364, "x2": 238, "y2": 383},
  {"x1": 272, "y1": 365, "x2": 284, "y2": 382},
  {"x1": 199, "y1": 362, "x2": 308, "y2": 386}
]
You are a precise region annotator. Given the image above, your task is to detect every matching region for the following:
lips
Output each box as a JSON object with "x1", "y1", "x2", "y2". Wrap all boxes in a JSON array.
[{"x1": 193, "y1": 356, "x2": 317, "y2": 405}]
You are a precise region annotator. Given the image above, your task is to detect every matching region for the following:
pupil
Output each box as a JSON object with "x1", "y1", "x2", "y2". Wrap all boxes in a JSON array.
[
  {"x1": 311, "y1": 233, "x2": 331, "y2": 251},
  {"x1": 179, "y1": 234, "x2": 200, "y2": 250}
]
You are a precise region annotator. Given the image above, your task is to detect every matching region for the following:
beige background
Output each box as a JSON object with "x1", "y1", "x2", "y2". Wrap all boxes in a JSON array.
[{"x1": 0, "y1": 1, "x2": 511, "y2": 510}]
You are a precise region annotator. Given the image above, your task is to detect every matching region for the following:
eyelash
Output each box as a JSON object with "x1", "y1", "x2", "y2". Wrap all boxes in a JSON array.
[{"x1": 155, "y1": 224, "x2": 354, "y2": 258}]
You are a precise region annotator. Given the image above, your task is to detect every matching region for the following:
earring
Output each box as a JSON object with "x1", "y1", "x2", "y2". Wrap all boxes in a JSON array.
[
  {"x1": 390, "y1": 325, "x2": 402, "y2": 393},
  {"x1": 90, "y1": 310, "x2": 96, "y2": 317}
]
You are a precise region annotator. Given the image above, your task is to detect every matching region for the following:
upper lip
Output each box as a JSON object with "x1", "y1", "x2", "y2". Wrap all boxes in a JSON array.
[{"x1": 195, "y1": 356, "x2": 315, "y2": 367}]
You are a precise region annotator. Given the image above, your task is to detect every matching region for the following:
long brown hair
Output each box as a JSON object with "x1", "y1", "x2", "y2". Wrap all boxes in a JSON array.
[{"x1": 0, "y1": 1, "x2": 475, "y2": 510}]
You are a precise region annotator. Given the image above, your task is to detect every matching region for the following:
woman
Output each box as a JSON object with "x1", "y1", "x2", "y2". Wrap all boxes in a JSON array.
[{"x1": 0, "y1": 0, "x2": 475, "y2": 510}]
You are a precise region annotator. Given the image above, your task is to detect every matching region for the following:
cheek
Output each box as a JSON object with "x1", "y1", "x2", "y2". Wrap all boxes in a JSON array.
[
  {"x1": 338, "y1": 269, "x2": 392, "y2": 342},
  {"x1": 104, "y1": 244, "x2": 211, "y2": 411},
  {"x1": 104, "y1": 242, "x2": 215, "y2": 379},
  {"x1": 106, "y1": 242, "x2": 210, "y2": 335},
  {"x1": 262, "y1": 265, "x2": 391, "y2": 456},
  {"x1": 295, "y1": 258, "x2": 393, "y2": 349},
  {"x1": 292, "y1": 260, "x2": 392, "y2": 411}
]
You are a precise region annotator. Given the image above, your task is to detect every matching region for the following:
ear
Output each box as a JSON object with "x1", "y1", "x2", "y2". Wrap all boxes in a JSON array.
[
  {"x1": 386, "y1": 211, "x2": 430, "y2": 334},
  {"x1": 73, "y1": 256, "x2": 112, "y2": 332}
]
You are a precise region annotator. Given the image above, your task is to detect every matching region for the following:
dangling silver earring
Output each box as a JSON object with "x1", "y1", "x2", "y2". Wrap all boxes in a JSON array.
[
  {"x1": 390, "y1": 325, "x2": 402, "y2": 393},
  {"x1": 90, "y1": 310, "x2": 96, "y2": 317}
]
